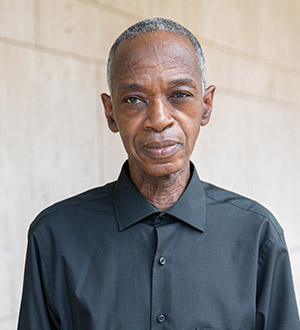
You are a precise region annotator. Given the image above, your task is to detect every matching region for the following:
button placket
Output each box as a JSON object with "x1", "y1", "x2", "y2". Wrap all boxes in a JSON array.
[{"x1": 151, "y1": 224, "x2": 174, "y2": 329}]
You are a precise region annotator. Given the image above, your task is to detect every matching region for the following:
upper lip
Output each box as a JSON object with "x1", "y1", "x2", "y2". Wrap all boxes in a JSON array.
[{"x1": 143, "y1": 140, "x2": 178, "y2": 148}]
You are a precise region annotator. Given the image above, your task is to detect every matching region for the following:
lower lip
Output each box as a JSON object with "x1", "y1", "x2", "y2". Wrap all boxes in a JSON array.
[{"x1": 143, "y1": 143, "x2": 179, "y2": 158}]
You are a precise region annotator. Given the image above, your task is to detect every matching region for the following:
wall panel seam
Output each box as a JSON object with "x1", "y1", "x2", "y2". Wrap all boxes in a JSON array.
[
  {"x1": 33, "y1": 0, "x2": 40, "y2": 44},
  {"x1": 1, "y1": 31, "x2": 298, "y2": 80},
  {"x1": 0, "y1": 36, "x2": 106, "y2": 66},
  {"x1": 199, "y1": 37, "x2": 300, "y2": 79},
  {"x1": 0, "y1": 33, "x2": 298, "y2": 112},
  {"x1": 217, "y1": 86, "x2": 300, "y2": 112},
  {"x1": 75, "y1": 0, "x2": 300, "y2": 78},
  {"x1": 76, "y1": 0, "x2": 143, "y2": 21}
]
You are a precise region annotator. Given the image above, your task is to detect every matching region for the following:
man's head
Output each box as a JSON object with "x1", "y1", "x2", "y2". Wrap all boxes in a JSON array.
[
  {"x1": 107, "y1": 18, "x2": 206, "y2": 96},
  {"x1": 101, "y1": 18, "x2": 215, "y2": 179}
]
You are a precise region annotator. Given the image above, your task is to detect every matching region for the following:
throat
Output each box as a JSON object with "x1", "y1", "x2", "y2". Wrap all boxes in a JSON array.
[
  {"x1": 142, "y1": 184, "x2": 186, "y2": 210},
  {"x1": 129, "y1": 163, "x2": 190, "y2": 211}
]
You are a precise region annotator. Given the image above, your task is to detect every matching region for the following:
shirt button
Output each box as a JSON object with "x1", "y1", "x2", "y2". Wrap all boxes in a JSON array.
[
  {"x1": 157, "y1": 314, "x2": 166, "y2": 323},
  {"x1": 158, "y1": 256, "x2": 166, "y2": 265},
  {"x1": 158, "y1": 213, "x2": 166, "y2": 220}
]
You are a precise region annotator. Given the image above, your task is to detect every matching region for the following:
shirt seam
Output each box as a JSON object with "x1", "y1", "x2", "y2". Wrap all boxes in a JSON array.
[
  {"x1": 257, "y1": 232, "x2": 283, "y2": 274},
  {"x1": 34, "y1": 228, "x2": 56, "y2": 315},
  {"x1": 205, "y1": 194, "x2": 283, "y2": 236},
  {"x1": 30, "y1": 190, "x2": 114, "y2": 233},
  {"x1": 35, "y1": 227, "x2": 64, "y2": 328},
  {"x1": 259, "y1": 232, "x2": 282, "y2": 264}
]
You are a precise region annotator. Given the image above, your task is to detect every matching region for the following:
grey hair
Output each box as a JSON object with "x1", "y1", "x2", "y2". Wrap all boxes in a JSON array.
[{"x1": 107, "y1": 18, "x2": 206, "y2": 95}]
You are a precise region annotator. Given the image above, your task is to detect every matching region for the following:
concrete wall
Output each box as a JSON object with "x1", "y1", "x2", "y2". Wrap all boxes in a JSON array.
[{"x1": 1, "y1": 0, "x2": 299, "y2": 328}]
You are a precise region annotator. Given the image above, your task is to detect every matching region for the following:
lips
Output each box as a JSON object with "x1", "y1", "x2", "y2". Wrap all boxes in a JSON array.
[{"x1": 143, "y1": 140, "x2": 179, "y2": 158}]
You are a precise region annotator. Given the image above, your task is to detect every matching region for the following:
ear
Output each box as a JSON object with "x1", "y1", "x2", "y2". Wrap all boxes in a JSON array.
[
  {"x1": 201, "y1": 85, "x2": 216, "y2": 126},
  {"x1": 101, "y1": 93, "x2": 119, "y2": 133}
]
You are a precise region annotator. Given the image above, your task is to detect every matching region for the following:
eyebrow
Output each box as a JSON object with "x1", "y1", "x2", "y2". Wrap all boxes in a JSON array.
[
  {"x1": 167, "y1": 78, "x2": 195, "y2": 86},
  {"x1": 118, "y1": 78, "x2": 196, "y2": 91},
  {"x1": 119, "y1": 83, "x2": 143, "y2": 90}
]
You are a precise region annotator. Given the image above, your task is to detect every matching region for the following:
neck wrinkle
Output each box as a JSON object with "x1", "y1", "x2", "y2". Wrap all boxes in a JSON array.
[{"x1": 129, "y1": 162, "x2": 190, "y2": 211}]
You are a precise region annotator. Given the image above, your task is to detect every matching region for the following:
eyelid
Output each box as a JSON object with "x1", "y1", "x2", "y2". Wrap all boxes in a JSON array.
[
  {"x1": 124, "y1": 96, "x2": 143, "y2": 104},
  {"x1": 171, "y1": 91, "x2": 192, "y2": 98}
]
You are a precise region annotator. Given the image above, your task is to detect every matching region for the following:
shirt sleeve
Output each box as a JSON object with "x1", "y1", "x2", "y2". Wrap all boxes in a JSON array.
[
  {"x1": 255, "y1": 232, "x2": 300, "y2": 329},
  {"x1": 18, "y1": 227, "x2": 58, "y2": 330}
]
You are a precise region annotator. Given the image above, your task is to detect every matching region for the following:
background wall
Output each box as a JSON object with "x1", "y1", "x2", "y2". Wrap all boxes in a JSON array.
[{"x1": 1, "y1": 0, "x2": 299, "y2": 328}]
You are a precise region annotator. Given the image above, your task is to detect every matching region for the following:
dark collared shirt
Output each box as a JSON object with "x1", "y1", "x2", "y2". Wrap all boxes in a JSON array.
[{"x1": 18, "y1": 162, "x2": 299, "y2": 330}]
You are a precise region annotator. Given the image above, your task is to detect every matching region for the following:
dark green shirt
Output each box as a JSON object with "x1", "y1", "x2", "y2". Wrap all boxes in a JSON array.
[{"x1": 18, "y1": 162, "x2": 300, "y2": 330}]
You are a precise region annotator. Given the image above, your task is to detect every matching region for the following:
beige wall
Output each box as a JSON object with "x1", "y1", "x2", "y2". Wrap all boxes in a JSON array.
[{"x1": 1, "y1": 0, "x2": 299, "y2": 328}]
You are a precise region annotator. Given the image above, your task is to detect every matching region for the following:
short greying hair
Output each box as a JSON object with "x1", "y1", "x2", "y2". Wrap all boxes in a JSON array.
[{"x1": 107, "y1": 18, "x2": 206, "y2": 94}]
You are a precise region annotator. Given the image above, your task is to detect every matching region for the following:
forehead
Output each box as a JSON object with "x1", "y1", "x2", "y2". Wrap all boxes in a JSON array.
[{"x1": 111, "y1": 31, "x2": 201, "y2": 89}]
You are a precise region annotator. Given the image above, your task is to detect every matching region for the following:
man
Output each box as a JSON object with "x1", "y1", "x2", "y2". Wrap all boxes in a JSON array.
[{"x1": 18, "y1": 18, "x2": 299, "y2": 329}]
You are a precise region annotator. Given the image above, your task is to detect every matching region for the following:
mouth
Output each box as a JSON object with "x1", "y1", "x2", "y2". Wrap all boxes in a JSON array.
[{"x1": 143, "y1": 140, "x2": 179, "y2": 158}]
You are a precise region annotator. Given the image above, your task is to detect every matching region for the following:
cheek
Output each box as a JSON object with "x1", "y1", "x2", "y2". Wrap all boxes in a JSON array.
[
  {"x1": 116, "y1": 119, "x2": 140, "y2": 150},
  {"x1": 178, "y1": 110, "x2": 202, "y2": 139}
]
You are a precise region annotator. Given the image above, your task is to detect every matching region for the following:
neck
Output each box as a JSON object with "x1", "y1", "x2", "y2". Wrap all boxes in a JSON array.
[{"x1": 129, "y1": 162, "x2": 191, "y2": 211}]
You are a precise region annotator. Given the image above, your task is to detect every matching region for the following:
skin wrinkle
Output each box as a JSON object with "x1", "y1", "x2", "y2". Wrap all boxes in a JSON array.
[
  {"x1": 112, "y1": 32, "x2": 200, "y2": 98},
  {"x1": 107, "y1": 20, "x2": 208, "y2": 93},
  {"x1": 101, "y1": 31, "x2": 215, "y2": 210}
]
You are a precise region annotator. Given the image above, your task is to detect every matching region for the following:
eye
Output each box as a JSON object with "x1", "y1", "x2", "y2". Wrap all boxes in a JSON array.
[
  {"x1": 172, "y1": 92, "x2": 191, "y2": 99},
  {"x1": 125, "y1": 97, "x2": 143, "y2": 105}
]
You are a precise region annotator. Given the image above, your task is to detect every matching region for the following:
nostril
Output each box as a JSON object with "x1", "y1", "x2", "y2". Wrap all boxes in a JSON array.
[
  {"x1": 144, "y1": 102, "x2": 175, "y2": 131},
  {"x1": 144, "y1": 116, "x2": 175, "y2": 132}
]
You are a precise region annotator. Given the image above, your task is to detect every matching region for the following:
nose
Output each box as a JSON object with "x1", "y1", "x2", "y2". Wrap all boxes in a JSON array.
[{"x1": 144, "y1": 99, "x2": 175, "y2": 132}]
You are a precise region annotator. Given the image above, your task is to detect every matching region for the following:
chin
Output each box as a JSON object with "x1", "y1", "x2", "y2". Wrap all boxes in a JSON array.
[{"x1": 142, "y1": 160, "x2": 187, "y2": 178}]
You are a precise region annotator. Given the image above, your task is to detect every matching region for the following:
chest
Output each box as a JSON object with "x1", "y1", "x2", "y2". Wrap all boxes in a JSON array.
[{"x1": 49, "y1": 222, "x2": 257, "y2": 330}]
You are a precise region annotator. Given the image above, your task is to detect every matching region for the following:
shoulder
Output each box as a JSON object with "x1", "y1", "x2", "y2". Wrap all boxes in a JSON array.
[
  {"x1": 202, "y1": 181, "x2": 284, "y2": 260},
  {"x1": 202, "y1": 181, "x2": 282, "y2": 233},
  {"x1": 29, "y1": 181, "x2": 116, "y2": 235}
]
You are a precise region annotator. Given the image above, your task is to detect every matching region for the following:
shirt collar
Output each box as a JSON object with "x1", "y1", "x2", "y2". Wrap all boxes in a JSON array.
[{"x1": 113, "y1": 161, "x2": 206, "y2": 232}]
